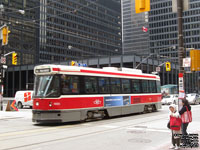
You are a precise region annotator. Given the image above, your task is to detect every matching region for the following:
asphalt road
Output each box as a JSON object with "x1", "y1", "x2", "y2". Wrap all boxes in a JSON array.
[{"x1": 0, "y1": 105, "x2": 200, "y2": 150}]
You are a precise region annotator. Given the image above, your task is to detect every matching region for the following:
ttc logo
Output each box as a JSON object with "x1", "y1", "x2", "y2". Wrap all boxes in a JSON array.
[{"x1": 93, "y1": 99, "x2": 102, "y2": 105}]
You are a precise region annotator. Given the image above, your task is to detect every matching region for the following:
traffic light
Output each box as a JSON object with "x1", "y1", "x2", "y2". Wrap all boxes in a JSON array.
[
  {"x1": 190, "y1": 50, "x2": 200, "y2": 71},
  {"x1": 2, "y1": 26, "x2": 10, "y2": 45},
  {"x1": 71, "y1": 61, "x2": 76, "y2": 66},
  {"x1": 166, "y1": 62, "x2": 171, "y2": 71},
  {"x1": 12, "y1": 53, "x2": 17, "y2": 65},
  {"x1": 135, "y1": 0, "x2": 150, "y2": 13}
]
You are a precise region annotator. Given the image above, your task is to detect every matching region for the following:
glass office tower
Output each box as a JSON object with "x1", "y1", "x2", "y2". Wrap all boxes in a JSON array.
[
  {"x1": 39, "y1": 0, "x2": 122, "y2": 63},
  {"x1": 0, "y1": 0, "x2": 38, "y2": 65},
  {"x1": 149, "y1": 0, "x2": 200, "y2": 62},
  {"x1": 122, "y1": 0, "x2": 150, "y2": 56}
]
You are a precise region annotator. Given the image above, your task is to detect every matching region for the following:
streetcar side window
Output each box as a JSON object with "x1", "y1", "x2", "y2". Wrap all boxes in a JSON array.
[
  {"x1": 110, "y1": 78, "x2": 121, "y2": 94},
  {"x1": 141, "y1": 80, "x2": 149, "y2": 93},
  {"x1": 131, "y1": 79, "x2": 141, "y2": 93},
  {"x1": 156, "y1": 81, "x2": 161, "y2": 93},
  {"x1": 122, "y1": 79, "x2": 131, "y2": 94},
  {"x1": 98, "y1": 77, "x2": 110, "y2": 94},
  {"x1": 61, "y1": 75, "x2": 80, "y2": 94},
  {"x1": 149, "y1": 80, "x2": 157, "y2": 93},
  {"x1": 84, "y1": 77, "x2": 98, "y2": 94}
]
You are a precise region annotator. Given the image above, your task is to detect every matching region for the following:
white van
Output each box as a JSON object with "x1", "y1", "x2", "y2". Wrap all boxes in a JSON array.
[{"x1": 15, "y1": 91, "x2": 34, "y2": 109}]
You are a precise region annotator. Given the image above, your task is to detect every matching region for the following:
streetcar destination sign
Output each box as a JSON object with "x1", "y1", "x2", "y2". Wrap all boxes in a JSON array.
[{"x1": 35, "y1": 68, "x2": 51, "y2": 73}]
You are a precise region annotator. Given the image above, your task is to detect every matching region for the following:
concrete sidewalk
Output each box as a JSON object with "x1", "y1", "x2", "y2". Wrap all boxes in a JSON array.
[{"x1": 0, "y1": 103, "x2": 32, "y2": 120}]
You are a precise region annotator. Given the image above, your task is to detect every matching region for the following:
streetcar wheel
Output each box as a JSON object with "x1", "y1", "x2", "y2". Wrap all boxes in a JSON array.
[
  {"x1": 87, "y1": 111, "x2": 94, "y2": 119},
  {"x1": 143, "y1": 105, "x2": 148, "y2": 113},
  {"x1": 152, "y1": 105, "x2": 157, "y2": 112},
  {"x1": 17, "y1": 102, "x2": 23, "y2": 109}
]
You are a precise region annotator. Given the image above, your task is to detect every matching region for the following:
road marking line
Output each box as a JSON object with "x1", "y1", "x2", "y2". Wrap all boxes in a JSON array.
[
  {"x1": 0, "y1": 125, "x2": 74, "y2": 138},
  {"x1": 126, "y1": 127, "x2": 170, "y2": 133},
  {"x1": 99, "y1": 125, "x2": 119, "y2": 128}
]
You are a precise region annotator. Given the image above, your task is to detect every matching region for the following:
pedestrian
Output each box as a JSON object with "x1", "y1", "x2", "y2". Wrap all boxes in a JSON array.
[
  {"x1": 169, "y1": 104, "x2": 181, "y2": 150},
  {"x1": 179, "y1": 98, "x2": 192, "y2": 135}
]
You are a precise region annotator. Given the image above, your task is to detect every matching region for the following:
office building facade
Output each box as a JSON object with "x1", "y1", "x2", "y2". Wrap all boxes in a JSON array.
[
  {"x1": 122, "y1": 0, "x2": 150, "y2": 56},
  {"x1": 149, "y1": 0, "x2": 200, "y2": 93},
  {"x1": 2, "y1": 0, "x2": 122, "y2": 96},
  {"x1": 0, "y1": 0, "x2": 38, "y2": 96},
  {"x1": 39, "y1": 0, "x2": 122, "y2": 63},
  {"x1": 149, "y1": 0, "x2": 200, "y2": 61},
  {"x1": 0, "y1": 0, "x2": 39, "y2": 65}
]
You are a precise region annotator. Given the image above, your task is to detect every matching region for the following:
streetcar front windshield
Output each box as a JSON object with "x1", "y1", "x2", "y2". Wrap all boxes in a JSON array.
[{"x1": 34, "y1": 75, "x2": 60, "y2": 98}]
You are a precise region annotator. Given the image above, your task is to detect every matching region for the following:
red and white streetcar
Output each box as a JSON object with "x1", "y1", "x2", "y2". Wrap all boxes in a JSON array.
[{"x1": 32, "y1": 65, "x2": 162, "y2": 123}]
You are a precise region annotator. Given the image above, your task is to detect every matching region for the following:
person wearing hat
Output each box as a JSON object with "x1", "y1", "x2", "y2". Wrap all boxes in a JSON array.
[{"x1": 169, "y1": 104, "x2": 182, "y2": 150}]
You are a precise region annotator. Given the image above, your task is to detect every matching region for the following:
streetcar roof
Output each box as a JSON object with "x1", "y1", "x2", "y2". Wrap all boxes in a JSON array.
[{"x1": 34, "y1": 64, "x2": 160, "y2": 80}]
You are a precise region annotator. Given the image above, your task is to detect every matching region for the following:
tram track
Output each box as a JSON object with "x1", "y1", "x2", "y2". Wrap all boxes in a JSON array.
[{"x1": 1, "y1": 111, "x2": 169, "y2": 150}]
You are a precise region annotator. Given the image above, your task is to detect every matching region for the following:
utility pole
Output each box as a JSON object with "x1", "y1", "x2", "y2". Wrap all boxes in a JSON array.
[
  {"x1": 177, "y1": 0, "x2": 186, "y2": 110},
  {"x1": 177, "y1": 0, "x2": 185, "y2": 73}
]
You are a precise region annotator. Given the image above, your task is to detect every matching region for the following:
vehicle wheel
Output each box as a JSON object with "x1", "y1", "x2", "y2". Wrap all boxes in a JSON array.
[
  {"x1": 17, "y1": 102, "x2": 23, "y2": 109},
  {"x1": 152, "y1": 105, "x2": 157, "y2": 112},
  {"x1": 194, "y1": 100, "x2": 197, "y2": 105}
]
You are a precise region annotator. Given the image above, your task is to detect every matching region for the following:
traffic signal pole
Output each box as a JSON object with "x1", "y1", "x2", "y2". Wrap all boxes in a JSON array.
[{"x1": 0, "y1": 43, "x2": 4, "y2": 111}]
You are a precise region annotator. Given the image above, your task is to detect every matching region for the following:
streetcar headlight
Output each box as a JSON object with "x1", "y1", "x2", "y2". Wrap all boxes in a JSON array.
[
  {"x1": 36, "y1": 102, "x2": 39, "y2": 106},
  {"x1": 49, "y1": 102, "x2": 52, "y2": 107}
]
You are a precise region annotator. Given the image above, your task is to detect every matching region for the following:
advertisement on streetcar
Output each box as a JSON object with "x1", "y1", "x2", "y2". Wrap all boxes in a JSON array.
[{"x1": 104, "y1": 96, "x2": 130, "y2": 107}]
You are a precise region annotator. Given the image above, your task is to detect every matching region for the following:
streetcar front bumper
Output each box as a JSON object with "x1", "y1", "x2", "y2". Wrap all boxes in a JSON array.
[{"x1": 32, "y1": 110, "x2": 62, "y2": 123}]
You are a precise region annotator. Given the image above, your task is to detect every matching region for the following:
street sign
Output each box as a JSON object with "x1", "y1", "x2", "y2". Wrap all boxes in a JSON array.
[
  {"x1": 183, "y1": 58, "x2": 191, "y2": 67},
  {"x1": 178, "y1": 73, "x2": 185, "y2": 99},
  {"x1": 179, "y1": 73, "x2": 184, "y2": 91},
  {"x1": 156, "y1": 67, "x2": 160, "y2": 72},
  {"x1": 0, "y1": 56, "x2": 6, "y2": 64}
]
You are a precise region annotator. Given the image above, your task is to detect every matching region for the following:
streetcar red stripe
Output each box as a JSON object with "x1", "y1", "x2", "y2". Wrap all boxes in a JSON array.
[
  {"x1": 52, "y1": 68, "x2": 157, "y2": 79},
  {"x1": 52, "y1": 68, "x2": 61, "y2": 71},
  {"x1": 33, "y1": 94, "x2": 161, "y2": 110},
  {"x1": 80, "y1": 69, "x2": 156, "y2": 79}
]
